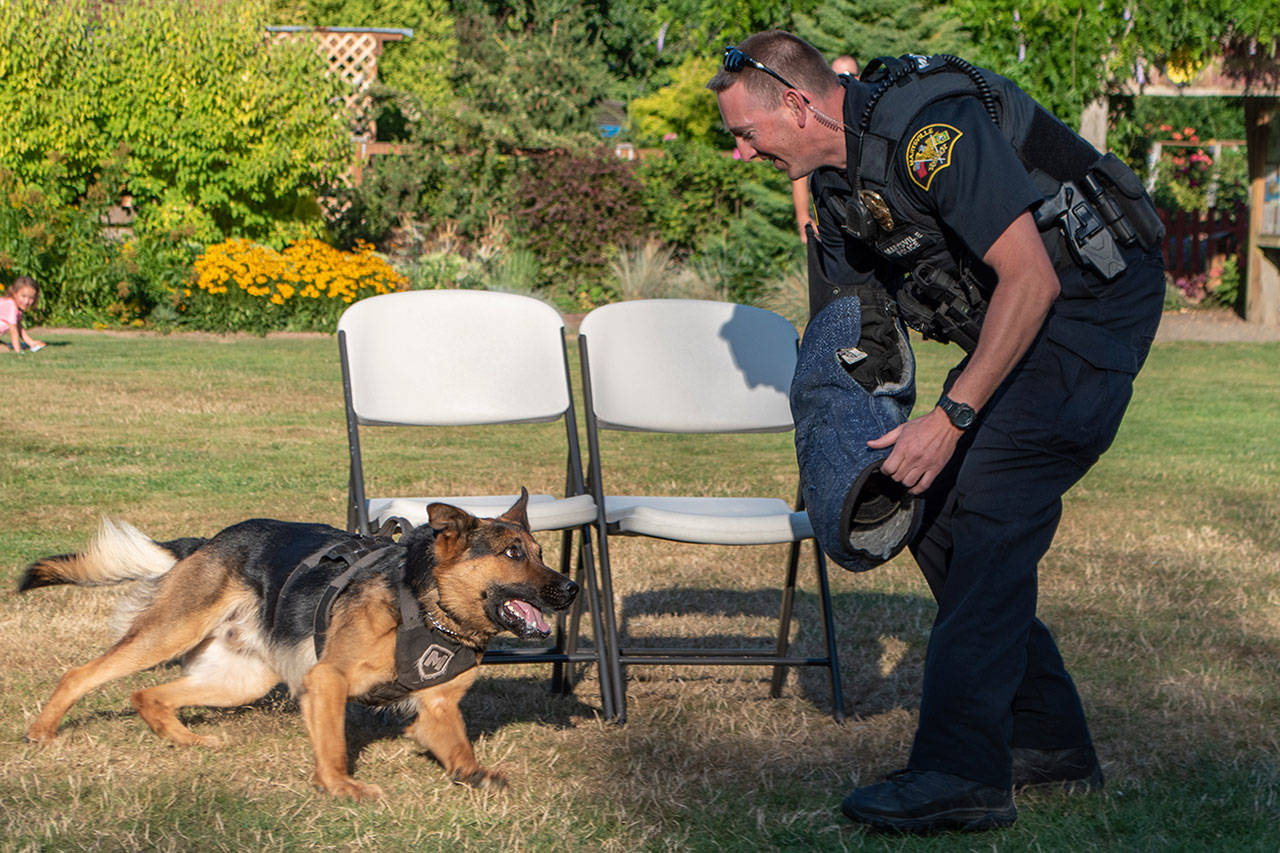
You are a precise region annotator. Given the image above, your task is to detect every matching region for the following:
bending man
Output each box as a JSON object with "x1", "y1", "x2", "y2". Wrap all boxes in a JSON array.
[{"x1": 710, "y1": 31, "x2": 1163, "y2": 834}]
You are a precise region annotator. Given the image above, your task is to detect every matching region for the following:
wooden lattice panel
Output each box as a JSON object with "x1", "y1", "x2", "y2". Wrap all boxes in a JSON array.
[
  {"x1": 270, "y1": 28, "x2": 398, "y2": 142},
  {"x1": 318, "y1": 31, "x2": 379, "y2": 138}
]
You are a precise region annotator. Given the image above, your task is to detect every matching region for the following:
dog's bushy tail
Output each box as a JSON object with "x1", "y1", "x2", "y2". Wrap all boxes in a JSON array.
[{"x1": 18, "y1": 518, "x2": 198, "y2": 592}]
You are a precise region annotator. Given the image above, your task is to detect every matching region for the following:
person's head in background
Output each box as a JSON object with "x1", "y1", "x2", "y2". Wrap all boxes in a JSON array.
[
  {"x1": 831, "y1": 55, "x2": 859, "y2": 77},
  {"x1": 4, "y1": 275, "x2": 39, "y2": 311}
]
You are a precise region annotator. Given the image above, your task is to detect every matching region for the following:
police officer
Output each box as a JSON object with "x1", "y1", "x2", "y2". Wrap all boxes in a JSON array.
[{"x1": 710, "y1": 31, "x2": 1164, "y2": 833}]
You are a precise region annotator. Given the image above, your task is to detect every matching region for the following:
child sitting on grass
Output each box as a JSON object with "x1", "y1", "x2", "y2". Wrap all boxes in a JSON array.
[{"x1": 1, "y1": 276, "x2": 46, "y2": 353}]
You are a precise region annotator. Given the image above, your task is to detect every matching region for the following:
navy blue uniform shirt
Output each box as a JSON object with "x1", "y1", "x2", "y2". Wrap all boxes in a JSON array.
[{"x1": 809, "y1": 93, "x2": 1042, "y2": 287}]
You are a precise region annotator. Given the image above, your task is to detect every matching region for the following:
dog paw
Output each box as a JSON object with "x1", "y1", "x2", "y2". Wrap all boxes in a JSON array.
[
  {"x1": 318, "y1": 775, "x2": 384, "y2": 801},
  {"x1": 452, "y1": 767, "x2": 508, "y2": 790},
  {"x1": 184, "y1": 732, "x2": 224, "y2": 749},
  {"x1": 23, "y1": 727, "x2": 57, "y2": 745}
]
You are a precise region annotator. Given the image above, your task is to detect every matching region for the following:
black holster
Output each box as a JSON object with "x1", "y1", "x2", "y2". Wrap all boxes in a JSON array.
[
  {"x1": 1089, "y1": 152, "x2": 1165, "y2": 251},
  {"x1": 897, "y1": 262, "x2": 987, "y2": 353},
  {"x1": 1033, "y1": 153, "x2": 1165, "y2": 285}
]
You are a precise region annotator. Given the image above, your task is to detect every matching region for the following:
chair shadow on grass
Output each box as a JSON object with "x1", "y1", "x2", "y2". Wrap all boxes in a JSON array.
[
  {"x1": 455, "y1": 584, "x2": 934, "y2": 740},
  {"x1": 586, "y1": 586, "x2": 934, "y2": 720}
]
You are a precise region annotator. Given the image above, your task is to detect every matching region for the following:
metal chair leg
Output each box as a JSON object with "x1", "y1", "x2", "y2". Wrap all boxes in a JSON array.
[
  {"x1": 814, "y1": 545, "x2": 845, "y2": 723},
  {"x1": 770, "y1": 539, "x2": 803, "y2": 697}
]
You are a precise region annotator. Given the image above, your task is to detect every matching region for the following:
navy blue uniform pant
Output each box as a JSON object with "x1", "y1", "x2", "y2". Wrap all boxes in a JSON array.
[{"x1": 905, "y1": 250, "x2": 1164, "y2": 789}]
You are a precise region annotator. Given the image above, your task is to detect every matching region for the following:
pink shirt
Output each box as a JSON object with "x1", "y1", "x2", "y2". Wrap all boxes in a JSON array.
[{"x1": 0, "y1": 295, "x2": 21, "y2": 334}]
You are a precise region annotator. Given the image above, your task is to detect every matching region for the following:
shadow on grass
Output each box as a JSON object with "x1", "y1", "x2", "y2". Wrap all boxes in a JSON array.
[
  {"x1": 43, "y1": 682, "x2": 299, "y2": 741},
  {"x1": 38, "y1": 678, "x2": 594, "y2": 782},
  {"x1": 28, "y1": 584, "x2": 936, "y2": 780},
  {"x1": 598, "y1": 586, "x2": 935, "y2": 720},
  {"x1": 1209, "y1": 487, "x2": 1280, "y2": 554}
]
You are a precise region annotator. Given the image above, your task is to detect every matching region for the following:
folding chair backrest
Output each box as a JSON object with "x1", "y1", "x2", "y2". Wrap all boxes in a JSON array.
[
  {"x1": 338, "y1": 290, "x2": 569, "y2": 427},
  {"x1": 578, "y1": 299, "x2": 798, "y2": 434}
]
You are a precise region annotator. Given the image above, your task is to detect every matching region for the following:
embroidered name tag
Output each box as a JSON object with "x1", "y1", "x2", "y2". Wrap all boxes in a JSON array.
[
  {"x1": 906, "y1": 123, "x2": 963, "y2": 191},
  {"x1": 879, "y1": 228, "x2": 927, "y2": 258}
]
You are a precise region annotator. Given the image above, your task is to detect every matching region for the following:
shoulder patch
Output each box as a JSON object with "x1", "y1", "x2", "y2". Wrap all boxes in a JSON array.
[{"x1": 905, "y1": 123, "x2": 963, "y2": 191}]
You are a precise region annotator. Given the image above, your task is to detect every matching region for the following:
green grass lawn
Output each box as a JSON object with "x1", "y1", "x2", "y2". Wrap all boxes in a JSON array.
[{"x1": 1, "y1": 328, "x2": 1277, "y2": 851}]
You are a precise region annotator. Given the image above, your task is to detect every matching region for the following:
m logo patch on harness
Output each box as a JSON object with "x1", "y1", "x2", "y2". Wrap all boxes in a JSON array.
[
  {"x1": 414, "y1": 643, "x2": 457, "y2": 682},
  {"x1": 906, "y1": 124, "x2": 963, "y2": 191}
]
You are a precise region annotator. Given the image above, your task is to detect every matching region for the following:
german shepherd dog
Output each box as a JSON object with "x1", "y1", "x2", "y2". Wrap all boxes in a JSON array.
[{"x1": 18, "y1": 491, "x2": 576, "y2": 799}]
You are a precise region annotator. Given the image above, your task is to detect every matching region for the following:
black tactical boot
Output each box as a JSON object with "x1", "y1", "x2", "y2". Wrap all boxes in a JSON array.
[
  {"x1": 841, "y1": 769, "x2": 1016, "y2": 833},
  {"x1": 1012, "y1": 745, "x2": 1104, "y2": 793}
]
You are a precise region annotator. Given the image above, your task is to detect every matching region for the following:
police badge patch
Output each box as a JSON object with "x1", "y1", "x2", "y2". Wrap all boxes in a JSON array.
[{"x1": 906, "y1": 123, "x2": 963, "y2": 191}]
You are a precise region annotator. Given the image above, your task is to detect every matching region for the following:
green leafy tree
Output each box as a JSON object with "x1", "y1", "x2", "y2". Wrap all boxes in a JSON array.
[
  {"x1": 955, "y1": 0, "x2": 1280, "y2": 127},
  {"x1": 330, "y1": 1, "x2": 620, "y2": 257},
  {"x1": 589, "y1": 0, "x2": 821, "y2": 99},
  {"x1": 0, "y1": 0, "x2": 106, "y2": 204},
  {"x1": 448, "y1": 0, "x2": 616, "y2": 148},
  {"x1": 0, "y1": 0, "x2": 350, "y2": 246},
  {"x1": 1124, "y1": 1, "x2": 1280, "y2": 69},
  {"x1": 588, "y1": 3, "x2": 667, "y2": 96},
  {"x1": 794, "y1": 0, "x2": 970, "y2": 66},
  {"x1": 628, "y1": 56, "x2": 724, "y2": 145},
  {"x1": 637, "y1": 139, "x2": 747, "y2": 251},
  {"x1": 0, "y1": 155, "x2": 195, "y2": 326},
  {"x1": 954, "y1": 0, "x2": 1132, "y2": 126},
  {"x1": 642, "y1": 0, "x2": 816, "y2": 58}
]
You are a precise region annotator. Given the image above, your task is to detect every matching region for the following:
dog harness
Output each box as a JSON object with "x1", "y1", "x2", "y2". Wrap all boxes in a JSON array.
[{"x1": 297, "y1": 531, "x2": 479, "y2": 706}]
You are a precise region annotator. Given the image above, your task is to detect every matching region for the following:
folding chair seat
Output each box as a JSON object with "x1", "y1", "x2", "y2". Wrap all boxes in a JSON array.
[
  {"x1": 577, "y1": 298, "x2": 843, "y2": 724},
  {"x1": 337, "y1": 289, "x2": 613, "y2": 718}
]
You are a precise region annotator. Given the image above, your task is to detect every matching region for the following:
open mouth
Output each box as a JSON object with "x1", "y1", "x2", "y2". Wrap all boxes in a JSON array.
[{"x1": 500, "y1": 598, "x2": 551, "y2": 639}]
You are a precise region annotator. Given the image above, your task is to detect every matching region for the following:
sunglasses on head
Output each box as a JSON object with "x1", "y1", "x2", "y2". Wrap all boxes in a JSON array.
[{"x1": 722, "y1": 45, "x2": 810, "y2": 102}]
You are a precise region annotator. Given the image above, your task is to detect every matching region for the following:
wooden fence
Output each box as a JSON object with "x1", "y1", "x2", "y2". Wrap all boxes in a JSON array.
[{"x1": 1158, "y1": 202, "x2": 1248, "y2": 280}]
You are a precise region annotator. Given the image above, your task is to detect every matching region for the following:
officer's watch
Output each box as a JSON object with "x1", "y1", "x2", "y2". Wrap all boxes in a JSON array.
[{"x1": 937, "y1": 394, "x2": 977, "y2": 430}]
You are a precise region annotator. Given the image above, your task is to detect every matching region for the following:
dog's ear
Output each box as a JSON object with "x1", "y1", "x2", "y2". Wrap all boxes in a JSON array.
[
  {"x1": 428, "y1": 502, "x2": 478, "y2": 558},
  {"x1": 498, "y1": 487, "x2": 531, "y2": 530}
]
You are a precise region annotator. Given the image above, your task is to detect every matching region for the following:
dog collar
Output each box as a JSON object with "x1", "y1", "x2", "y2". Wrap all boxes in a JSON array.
[{"x1": 422, "y1": 600, "x2": 466, "y2": 642}]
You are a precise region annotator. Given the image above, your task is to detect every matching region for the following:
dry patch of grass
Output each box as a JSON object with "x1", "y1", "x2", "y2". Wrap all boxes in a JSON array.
[{"x1": 1, "y1": 332, "x2": 1277, "y2": 849}]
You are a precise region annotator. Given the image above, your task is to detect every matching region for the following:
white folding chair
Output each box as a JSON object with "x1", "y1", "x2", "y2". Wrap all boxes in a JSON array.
[
  {"x1": 577, "y1": 298, "x2": 843, "y2": 724},
  {"x1": 337, "y1": 289, "x2": 614, "y2": 718}
]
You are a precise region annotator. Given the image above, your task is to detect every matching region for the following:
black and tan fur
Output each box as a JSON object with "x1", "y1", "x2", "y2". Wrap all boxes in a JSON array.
[{"x1": 18, "y1": 491, "x2": 576, "y2": 800}]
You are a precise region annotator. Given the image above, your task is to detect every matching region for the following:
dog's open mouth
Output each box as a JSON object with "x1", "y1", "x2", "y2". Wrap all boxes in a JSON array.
[{"x1": 500, "y1": 598, "x2": 551, "y2": 638}]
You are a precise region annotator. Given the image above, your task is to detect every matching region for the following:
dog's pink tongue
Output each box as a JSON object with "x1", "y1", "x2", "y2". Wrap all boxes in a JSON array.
[{"x1": 509, "y1": 599, "x2": 549, "y2": 633}]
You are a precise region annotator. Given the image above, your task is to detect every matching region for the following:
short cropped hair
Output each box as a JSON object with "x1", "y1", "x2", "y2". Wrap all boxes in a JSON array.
[{"x1": 706, "y1": 31, "x2": 841, "y2": 106}]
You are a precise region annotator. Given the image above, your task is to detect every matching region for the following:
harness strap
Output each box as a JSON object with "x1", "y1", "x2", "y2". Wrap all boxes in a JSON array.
[
  {"x1": 375, "y1": 515, "x2": 415, "y2": 539},
  {"x1": 307, "y1": 518, "x2": 414, "y2": 658},
  {"x1": 311, "y1": 543, "x2": 400, "y2": 659},
  {"x1": 300, "y1": 531, "x2": 480, "y2": 706},
  {"x1": 378, "y1": 586, "x2": 479, "y2": 704}
]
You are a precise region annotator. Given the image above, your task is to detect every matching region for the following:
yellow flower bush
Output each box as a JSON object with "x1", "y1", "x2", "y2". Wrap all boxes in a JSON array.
[{"x1": 184, "y1": 238, "x2": 407, "y2": 332}]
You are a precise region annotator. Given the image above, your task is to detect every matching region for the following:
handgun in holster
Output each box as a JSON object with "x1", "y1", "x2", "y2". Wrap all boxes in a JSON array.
[
  {"x1": 898, "y1": 262, "x2": 986, "y2": 353},
  {"x1": 1034, "y1": 181, "x2": 1127, "y2": 281}
]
